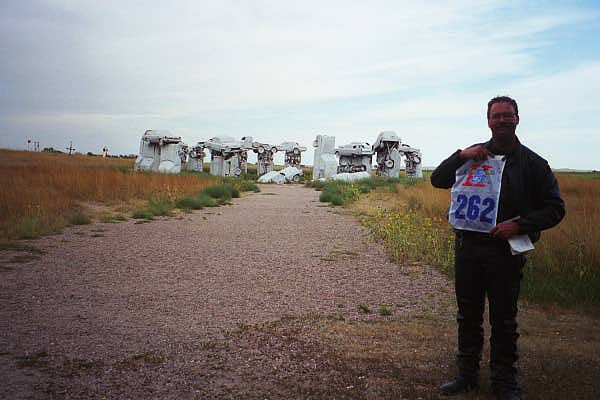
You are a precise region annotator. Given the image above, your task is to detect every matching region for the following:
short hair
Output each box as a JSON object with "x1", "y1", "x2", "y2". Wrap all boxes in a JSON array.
[{"x1": 487, "y1": 96, "x2": 519, "y2": 119}]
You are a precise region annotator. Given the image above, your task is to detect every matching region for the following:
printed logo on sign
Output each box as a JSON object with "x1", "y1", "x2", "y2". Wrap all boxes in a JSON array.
[{"x1": 462, "y1": 164, "x2": 495, "y2": 187}]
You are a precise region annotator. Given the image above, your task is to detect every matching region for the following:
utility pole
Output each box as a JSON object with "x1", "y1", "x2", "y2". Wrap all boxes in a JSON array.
[{"x1": 66, "y1": 141, "x2": 76, "y2": 155}]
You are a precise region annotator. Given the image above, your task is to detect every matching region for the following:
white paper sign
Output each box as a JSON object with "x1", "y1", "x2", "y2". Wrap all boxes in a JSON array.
[{"x1": 449, "y1": 156, "x2": 506, "y2": 233}]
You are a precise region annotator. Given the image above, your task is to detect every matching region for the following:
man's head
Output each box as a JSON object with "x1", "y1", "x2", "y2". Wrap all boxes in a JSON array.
[{"x1": 487, "y1": 95, "x2": 519, "y2": 149}]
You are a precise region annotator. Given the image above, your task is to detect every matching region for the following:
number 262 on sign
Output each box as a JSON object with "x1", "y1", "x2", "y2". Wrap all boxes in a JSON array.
[{"x1": 454, "y1": 194, "x2": 495, "y2": 223}]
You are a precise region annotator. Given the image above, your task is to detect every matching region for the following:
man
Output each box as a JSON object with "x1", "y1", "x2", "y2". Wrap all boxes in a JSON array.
[{"x1": 430, "y1": 96, "x2": 565, "y2": 400}]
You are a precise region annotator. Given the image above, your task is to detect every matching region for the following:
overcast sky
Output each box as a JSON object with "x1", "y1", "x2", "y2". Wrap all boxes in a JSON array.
[{"x1": 1, "y1": 0, "x2": 599, "y2": 169}]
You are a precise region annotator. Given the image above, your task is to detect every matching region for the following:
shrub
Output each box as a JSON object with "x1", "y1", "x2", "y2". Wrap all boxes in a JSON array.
[
  {"x1": 203, "y1": 184, "x2": 237, "y2": 200},
  {"x1": 132, "y1": 208, "x2": 154, "y2": 220},
  {"x1": 231, "y1": 179, "x2": 260, "y2": 193},
  {"x1": 358, "y1": 304, "x2": 372, "y2": 314},
  {"x1": 69, "y1": 211, "x2": 91, "y2": 225},
  {"x1": 316, "y1": 181, "x2": 361, "y2": 206},
  {"x1": 176, "y1": 194, "x2": 217, "y2": 210},
  {"x1": 378, "y1": 305, "x2": 393, "y2": 316},
  {"x1": 146, "y1": 197, "x2": 174, "y2": 217}
]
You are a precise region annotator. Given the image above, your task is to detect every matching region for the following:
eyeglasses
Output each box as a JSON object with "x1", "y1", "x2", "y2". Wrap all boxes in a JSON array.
[{"x1": 489, "y1": 112, "x2": 517, "y2": 121}]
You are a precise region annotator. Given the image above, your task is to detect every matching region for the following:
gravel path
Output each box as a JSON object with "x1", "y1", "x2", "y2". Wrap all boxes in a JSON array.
[{"x1": 1, "y1": 184, "x2": 451, "y2": 399}]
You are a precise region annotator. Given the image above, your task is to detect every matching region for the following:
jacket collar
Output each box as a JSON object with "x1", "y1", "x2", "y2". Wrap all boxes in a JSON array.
[{"x1": 484, "y1": 136, "x2": 522, "y2": 158}]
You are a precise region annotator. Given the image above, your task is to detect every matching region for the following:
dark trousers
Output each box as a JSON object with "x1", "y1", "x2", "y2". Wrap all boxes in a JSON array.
[{"x1": 454, "y1": 231, "x2": 525, "y2": 392}]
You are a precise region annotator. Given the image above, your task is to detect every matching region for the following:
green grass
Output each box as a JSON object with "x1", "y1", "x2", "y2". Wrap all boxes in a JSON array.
[
  {"x1": 69, "y1": 211, "x2": 92, "y2": 225},
  {"x1": 15, "y1": 351, "x2": 48, "y2": 369},
  {"x1": 378, "y1": 305, "x2": 393, "y2": 316},
  {"x1": 309, "y1": 177, "x2": 416, "y2": 206},
  {"x1": 131, "y1": 208, "x2": 155, "y2": 220},
  {"x1": 523, "y1": 251, "x2": 600, "y2": 309},
  {"x1": 14, "y1": 216, "x2": 43, "y2": 239},
  {"x1": 358, "y1": 304, "x2": 372, "y2": 314},
  {"x1": 175, "y1": 193, "x2": 217, "y2": 210},
  {"x1": 99, "y1": 214, "x2": 128, "y2": 223},
  {"x1": 226, "y1": 178, "x2": 260, "y2": 193},
  {"x1": 11, "y1": 254, "x2": 41, "y2": 263},
  {"x1": 202, "y1": 183, "x2": 239, "y2": 200},
  {"x1": 147, "y1": 197, "x2": 175, "y2": 216},
  {"x1": 132, "y1": 196, "x2": 175, "y2": 219},
  {"x1": 132, "y1": 179, "x2": 258, "y2": 219},
  {"x1": 0, "y1": 242, "x2": 43, "y2": 253}
]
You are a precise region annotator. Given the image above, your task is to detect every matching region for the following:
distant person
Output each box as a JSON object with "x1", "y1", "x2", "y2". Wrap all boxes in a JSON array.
[
  {"x1": 102, "y1": 147, "x2": 109, "y2": 157},
  {"x1": 430, "y1": 96, "x2": 565, "y2": 400}
]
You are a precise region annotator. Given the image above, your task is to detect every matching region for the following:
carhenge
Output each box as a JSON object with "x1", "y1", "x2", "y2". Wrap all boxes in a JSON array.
[
  {"x1": 134, "y1": 130, "x2": 184, "y2": 174},
  {"x1": 250, "y1": 141, "x2": 276, "y2": 176},
  {"x1": 312, "y1": 134, "x2": 338, "y2": 180},
  {"x1": 199, "y1": 136, "x2": 253, "y2": 177},
  {"x1": 273, "y1": 141, "x2": 307, "y2": 169},
  {"x1": 186, "y1": 142, "x2": 206, "y2": 172},
  {"x1": 335, "y1": 141, "x2": 373, "y2": 174},
  {"x1": 372, "y1": 131, "x2": 423, "y2": 178}
]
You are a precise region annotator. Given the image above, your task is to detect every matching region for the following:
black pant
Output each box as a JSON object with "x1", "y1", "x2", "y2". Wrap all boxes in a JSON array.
[{"x1": 454, "y1": 231, "x2": 525, "y2": 392}]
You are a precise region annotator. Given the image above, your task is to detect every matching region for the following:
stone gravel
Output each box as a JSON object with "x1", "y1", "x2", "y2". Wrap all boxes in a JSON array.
[{"x1": 0, "y1": 184, "x2": 451, "y2": 399}]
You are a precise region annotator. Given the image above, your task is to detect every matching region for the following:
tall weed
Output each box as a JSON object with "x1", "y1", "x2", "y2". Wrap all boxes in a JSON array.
[
  {"x1": 349, "y1": 172, "x2": 600, "y2": 309},
  {"x1": 0, "y1": 149, "x2": 213, "y2": 239}
]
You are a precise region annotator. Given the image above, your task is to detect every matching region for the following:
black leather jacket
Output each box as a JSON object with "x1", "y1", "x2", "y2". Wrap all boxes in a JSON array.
[{"x1": 430, "y1": 137, "x2": 565, "y2": 242}]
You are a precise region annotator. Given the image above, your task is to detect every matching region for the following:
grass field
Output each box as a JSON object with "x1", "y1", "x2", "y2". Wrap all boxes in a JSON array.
[
  {"x1": 0, "y1": 149, "x2": 259, "y2": 240},
  {"x1": 314, "y1": 172, "x2": 600, "y2": 310}
]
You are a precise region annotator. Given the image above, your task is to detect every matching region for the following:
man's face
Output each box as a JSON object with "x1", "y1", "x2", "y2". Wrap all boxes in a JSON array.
[{"x1": 488, "y1": 101, "x2": 519, "y2": 143}]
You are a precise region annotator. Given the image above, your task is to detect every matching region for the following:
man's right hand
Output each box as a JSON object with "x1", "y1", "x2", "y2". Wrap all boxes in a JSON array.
[{"x1": 459, "y1": 145, "x2": 493, "y2": 161}]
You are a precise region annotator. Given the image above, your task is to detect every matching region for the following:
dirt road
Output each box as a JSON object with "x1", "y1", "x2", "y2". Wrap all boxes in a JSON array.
[{"x1": 1, "y1": 184, "x2": 452, "y2": 399}]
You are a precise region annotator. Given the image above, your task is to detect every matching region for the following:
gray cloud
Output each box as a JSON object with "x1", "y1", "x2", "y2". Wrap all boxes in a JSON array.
[{"x1": 1, "y1": 1, "x2": 598, "y2": 169}]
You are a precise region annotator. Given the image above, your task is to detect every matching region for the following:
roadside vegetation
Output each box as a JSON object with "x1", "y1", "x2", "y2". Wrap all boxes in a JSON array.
[
  {"x1": 312, "y1": 172, "x2": 600, "y2": 310},
  {"x1": 306, "y1": 176, "x2": 413, "y2": 205},
  {"x1": 0, "y1": 149, "x2": 258, "y2": 240}
]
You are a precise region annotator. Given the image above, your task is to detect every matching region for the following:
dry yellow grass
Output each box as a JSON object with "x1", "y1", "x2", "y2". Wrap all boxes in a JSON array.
[
  {"x1": 0, "y1": 149, "x2": 214, "y2": 239},
  {"x1": 351, "y1": 172, "x2": 600, "y2": 307},
  {"x1": 541, "y1": 174, "x2": 600, "y2": 270}
]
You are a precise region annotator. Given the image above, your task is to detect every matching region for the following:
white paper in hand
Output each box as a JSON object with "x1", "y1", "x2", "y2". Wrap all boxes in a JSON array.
[{"x1": 508, "y1": 234, "x2": 535, "y2": 255}]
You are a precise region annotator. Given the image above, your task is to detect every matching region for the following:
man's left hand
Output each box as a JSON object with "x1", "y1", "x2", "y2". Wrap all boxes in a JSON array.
[{"x1": 490, "y1": 222, "x2": 520, "y2": 240}]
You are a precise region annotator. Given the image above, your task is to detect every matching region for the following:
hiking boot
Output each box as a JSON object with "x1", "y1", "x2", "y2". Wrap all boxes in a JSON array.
[{"x1": 439, "y1": 377, "x2": 478, "y2": 396}]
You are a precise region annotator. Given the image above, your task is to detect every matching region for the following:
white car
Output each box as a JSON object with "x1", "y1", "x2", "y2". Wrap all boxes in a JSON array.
[
  {"x1": 199, "y1": 136, "x2": 253, "y2": 153},
  {"x1": 334, "y1": 142, "x2": 373, "y2": 157},
  {"x1": 273, "y1": 141, "x2": 307, "y2": 155}
]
